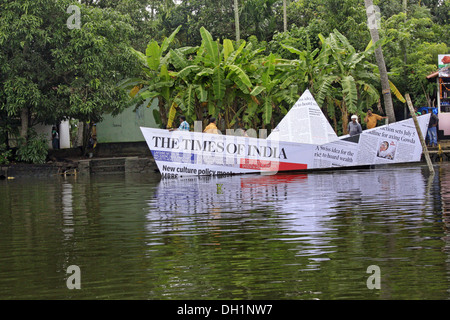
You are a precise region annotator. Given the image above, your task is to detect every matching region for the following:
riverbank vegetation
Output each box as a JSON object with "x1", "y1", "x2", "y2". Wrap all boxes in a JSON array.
[{"x1": 1, "y1": 0, "x2": 449, "y2": 163}]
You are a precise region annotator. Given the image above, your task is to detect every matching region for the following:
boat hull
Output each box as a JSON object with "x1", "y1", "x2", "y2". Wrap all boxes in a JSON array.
[{"x1": 141, "y1": 114, "x2": 430, "y2": 178}]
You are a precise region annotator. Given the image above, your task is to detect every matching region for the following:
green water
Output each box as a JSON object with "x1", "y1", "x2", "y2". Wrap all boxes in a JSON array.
[{"x1": 1, "y1": 164, "x2": 449, "y2": 300}]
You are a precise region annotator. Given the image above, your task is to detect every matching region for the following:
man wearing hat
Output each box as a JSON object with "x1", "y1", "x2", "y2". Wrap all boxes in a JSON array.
[{"x1": 348, "y1": 115, "x2": 362, "y2": 136}]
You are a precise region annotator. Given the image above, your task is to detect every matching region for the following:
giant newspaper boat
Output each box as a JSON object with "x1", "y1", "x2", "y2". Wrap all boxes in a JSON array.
[{"x1": 141, "y1": 90, "x2": 431, "y2": 178}]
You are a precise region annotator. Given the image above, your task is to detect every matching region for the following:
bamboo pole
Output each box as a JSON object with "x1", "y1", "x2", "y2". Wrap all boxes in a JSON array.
[{"x1": 405, "y1": 93, "x2": 434, "y2": 174}]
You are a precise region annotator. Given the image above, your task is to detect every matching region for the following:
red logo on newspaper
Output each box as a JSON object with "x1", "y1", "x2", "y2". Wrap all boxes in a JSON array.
[{"x1": 240, "y1": 159, "x2": 307, "y2": 171}]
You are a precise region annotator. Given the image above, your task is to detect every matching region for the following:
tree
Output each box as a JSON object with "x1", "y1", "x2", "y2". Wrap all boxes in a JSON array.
[
  {"x1": 234, "y1": 0, "x2": 240, "y2": 42},
  {"x1": 364, "y1": 0, "x2": 396, "y2": 123},
  {"x1": 250, "y1": 52, "x2": 299, "y2": 127},
  {"x1": 316, "y1": 30, "x2": 382, "y2": 134},
  {"x1": 284, "y1": 0, "x2": 371, "y2": 52},
  {"x1": 122, "y1": 26, "x2": 299, "y2": 130},
  {"x1": 0, "y1": 0, "x2": 137, "y2": 149},
  {"x1": 78, "y1": 0, "x2": 168, "y2": 52},
  {"x1": 240, "y1": 0, "x2": 279, "y2": 42},
  {"x1": 382, "y1": 7, "x2": 449, "y2": 109},
  {"x1": 157, "y1": 0, "x2": 238, "y2": 46},
  {"x1": 172, "y1": 27, "x2": 259, "y2": 128}
]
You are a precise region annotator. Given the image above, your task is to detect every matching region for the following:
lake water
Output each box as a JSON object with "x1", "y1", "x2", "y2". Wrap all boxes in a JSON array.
[{"x1": 1, "y1": 164, "x2": 449, "y2": 300}]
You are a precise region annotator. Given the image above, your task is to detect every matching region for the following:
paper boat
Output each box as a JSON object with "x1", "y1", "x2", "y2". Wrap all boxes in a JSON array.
[{"x1": 141, "y1": 90, "x2": 430, "y2": 178}]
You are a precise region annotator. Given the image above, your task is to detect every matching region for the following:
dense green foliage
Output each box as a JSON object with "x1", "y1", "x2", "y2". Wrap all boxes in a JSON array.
[
  {"x1": 122, "y1": 25, "x2": 392, "y2": 134},
  {"x1": 0, "y1": 0, "x2": 138, "y2": 162},
  {"x1": 122, "y1": 0, "x2": 449, "y2": 133},
  {"x1": 0, "y1": 0, "x2": 449, "y2": 162},
  {"x1": 0, "y1": 143, "x2": 12, "y2": 165},
  {"x1": 15, "y1": 131, "x2": 48, "y2": 164}
]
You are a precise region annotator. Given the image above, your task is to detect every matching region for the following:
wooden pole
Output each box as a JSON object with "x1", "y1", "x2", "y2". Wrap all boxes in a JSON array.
[{"x1": 405, "y1": 93, "x2": 434, "y2": 174}]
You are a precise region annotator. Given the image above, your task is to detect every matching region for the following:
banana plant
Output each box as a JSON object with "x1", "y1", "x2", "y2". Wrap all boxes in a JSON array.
[
  {"x1": 118, "y1": 25, "x2": 182, "y2": 127},
  {"x1": 315, "y1": 30, "x2": 384, "y2": 134},
  {"x1": 278, "y1": 29, "x2": 388, "y2": 135},
  {"x1": 249, "y1": 52, "x2": 298, "y2": 127},
  {"x1": 279, "y1": 35, "x2": 336, "y2": 125},
  {"x1": 195, "y1": 27, "x2": 258, "y2": 128},
  {"x1": 280, "y1": 35, "x2": 329, "y2": 93},
  {"x1": 169, "y1": 46, "x2": 207, "y2": 123}
]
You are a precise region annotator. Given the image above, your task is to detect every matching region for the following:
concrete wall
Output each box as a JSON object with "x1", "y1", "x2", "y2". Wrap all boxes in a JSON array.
[
  {"x1": 437, "y1": 77, "x2": 450, "y2": 137},
  {"x1": 438, "y1": 113, "x2": 450, "y2": 136},
  {"x1": 1, "y1": 157, "x2": 158, "y2": 179},
  {"x1": 94, "y1": 141, "x2": 151, "y2": 157},
  {"x1": 27, "y1": 121, "x2": 71, "y2": 149},
  {"x1": 96, "y1": 99, "x2": 159, "y2": 143},
  {"x1": 77, "y1": 157, "x2": 157, "y2": 175}
]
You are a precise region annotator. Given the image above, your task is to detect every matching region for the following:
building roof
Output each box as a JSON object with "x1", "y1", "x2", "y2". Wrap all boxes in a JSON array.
[{"x1": 426, "y1": 71, "x2": 439, "y2": 79}]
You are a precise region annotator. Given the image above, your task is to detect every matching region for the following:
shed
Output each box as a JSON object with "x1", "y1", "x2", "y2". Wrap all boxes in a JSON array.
[{"x1": 427, "y1": 54, "x2": 450, "y2": 138}]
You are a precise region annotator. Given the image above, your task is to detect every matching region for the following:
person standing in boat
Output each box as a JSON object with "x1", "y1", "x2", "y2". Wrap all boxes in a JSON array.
[
  {"x1": 364, "y1": 109, "x2": 387, "y2": 129},
  {"x1": 177, "y1": 115, "x2": 190, "y2": 131},
  {"x1": 348, "y1": 115, "x2": 362, "y2": 136},
  {"x1": 204, "y1": 117, "x2": 219, "y2": 134},
  {"x1": 169, "y1": 115, "x2": 190, "y2": 131},
  {"x1": 427, "y1": 110, "x2": 439, "y2": 147}
]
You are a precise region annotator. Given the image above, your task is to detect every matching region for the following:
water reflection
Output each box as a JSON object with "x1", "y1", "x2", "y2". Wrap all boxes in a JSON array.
[
  {"x1": 438, "y1": 166, "x2": 450, "y2": 298},
  {"x1": 439, "y1": 168, "x2": 450, "y2": 245},
  {"x1": 1, "y1": 165, "x2": 450, "y2": 299},
  {"x1": 62, "y1": 183, "x2": 74, "y2": 241},
  {"x1": 152, "y1": 167, "x2": 428, "y2": 213},
  {"x1": 149, "y1": 167, "x2": 430, "y2": 244},
  {"x1": 145, "y1": 167, "x2": 449, "y2": 299}
]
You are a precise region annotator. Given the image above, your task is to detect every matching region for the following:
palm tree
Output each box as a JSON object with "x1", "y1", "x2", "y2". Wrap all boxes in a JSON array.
[
  {"x1": 234, "y1": 0, "x2": 240, "y2": 42},
  {"x1": 364, "y1": 0, "x2": 396, "y2": 123}
]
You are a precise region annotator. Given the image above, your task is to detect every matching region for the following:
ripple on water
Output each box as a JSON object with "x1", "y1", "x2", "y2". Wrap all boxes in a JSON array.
[{"x1": 1, "y1": 166, "x2": 449, "y2": 299}]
